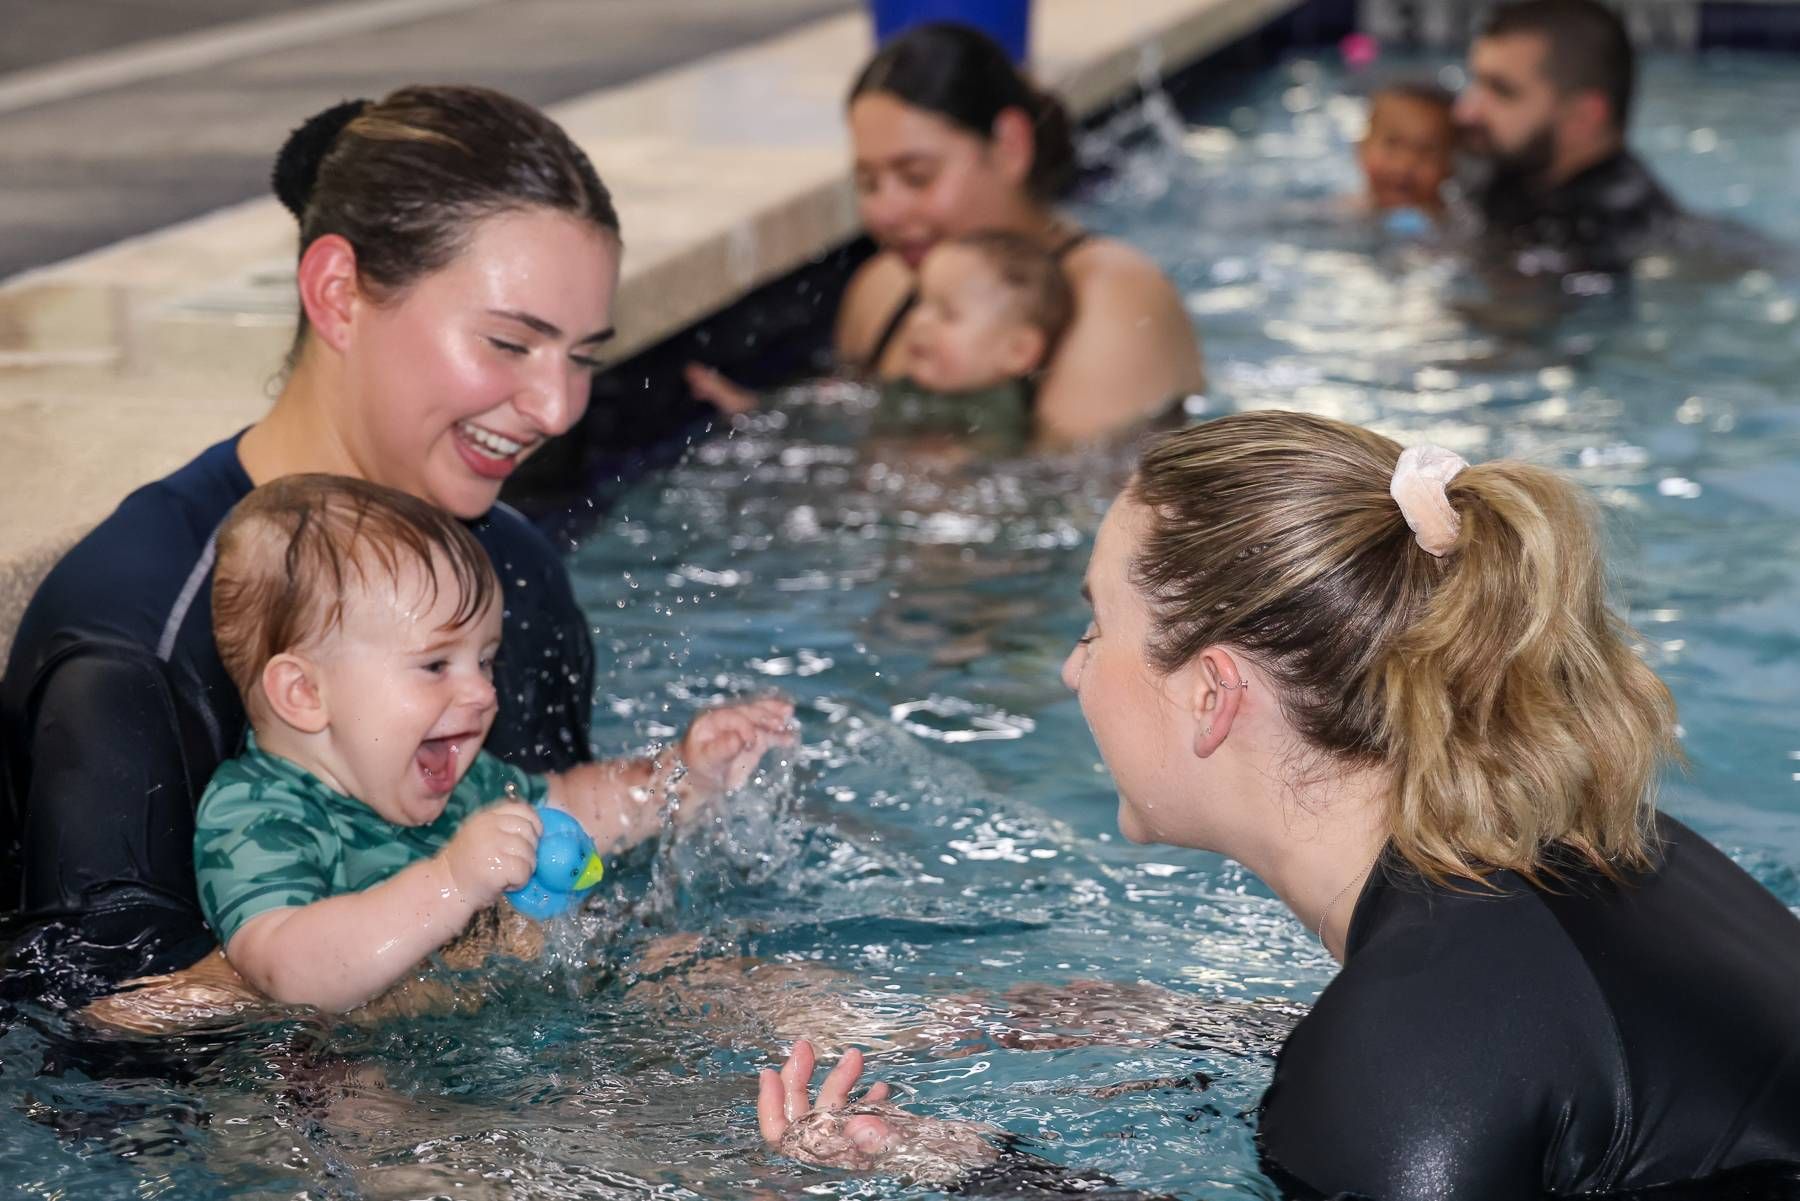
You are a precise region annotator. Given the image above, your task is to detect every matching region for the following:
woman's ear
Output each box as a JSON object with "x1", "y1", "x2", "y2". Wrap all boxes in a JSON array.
[
  {"x1": 1183, "y1": 647, "x2": 1248, "y2": 758},
  {"x1": 989, "y1": 107, "x2": 1036, "y2": 189},
  {"x1": 261, "y1": 653, "x2": 330, "y2": 734},
  {"x1": 295, "y1": 234, "x2": 361, "y2": 355}
]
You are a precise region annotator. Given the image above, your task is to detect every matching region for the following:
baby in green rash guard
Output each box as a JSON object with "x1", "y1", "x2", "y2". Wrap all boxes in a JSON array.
[
  {"x1": 873, "y1": 230, "x2": 1075, "y2": 450},
  {"x1": 194, "y1": 474, "x2": 794, "y2": 1013}
]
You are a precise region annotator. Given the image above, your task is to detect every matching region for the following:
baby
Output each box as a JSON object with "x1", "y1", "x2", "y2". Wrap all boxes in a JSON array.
[
  {"x1": 1357, "y1": 81, "x2": 1456, "y2": 220},
  {"x1": 193, "y1": 474, "x2": 792, "y2": 1013},
  {"x1": 685, "y1": 231, "x2": 1074, "y2": 449},
  {"x1": 875, "y1": 230, "x2": 1075, "y2": 448}
]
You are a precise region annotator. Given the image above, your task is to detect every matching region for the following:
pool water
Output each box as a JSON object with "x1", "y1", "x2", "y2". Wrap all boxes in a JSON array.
[{"x1": 5, "y1": 49, "x2": 1799, "y2": 1201}]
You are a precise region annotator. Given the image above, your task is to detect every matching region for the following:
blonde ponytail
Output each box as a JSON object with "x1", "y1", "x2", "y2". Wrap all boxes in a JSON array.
[
  {"x1": 1130, "y1": 411, "x2": 1678, "y2": 885},
  {"x1": 1376, "y1": 462, "x2": 1676, "y2": 882}
]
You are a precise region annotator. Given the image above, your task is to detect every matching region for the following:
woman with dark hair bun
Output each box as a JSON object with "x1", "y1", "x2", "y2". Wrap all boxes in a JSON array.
[
  {"x1": 836, "y1": 23, "x2": 1203, "y2": 446},
  {"x1": 1, "y1": 86, "x2": 624, "y2": 1012}
]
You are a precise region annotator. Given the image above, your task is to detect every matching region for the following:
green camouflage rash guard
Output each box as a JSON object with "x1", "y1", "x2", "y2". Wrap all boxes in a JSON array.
[{"x1": 194, "y1": 733, "x2": 549, "y2": 946}]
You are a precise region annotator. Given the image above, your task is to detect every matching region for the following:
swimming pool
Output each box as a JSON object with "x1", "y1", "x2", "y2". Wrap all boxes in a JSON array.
[{"x1": 4, "y1": 48, "x2": 1798, "y2": 1200}]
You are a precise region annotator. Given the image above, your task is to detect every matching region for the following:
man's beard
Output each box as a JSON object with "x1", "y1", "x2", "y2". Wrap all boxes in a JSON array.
[{"x1": 1482, "y1": 123, "x2": 1559, "y2": 192}]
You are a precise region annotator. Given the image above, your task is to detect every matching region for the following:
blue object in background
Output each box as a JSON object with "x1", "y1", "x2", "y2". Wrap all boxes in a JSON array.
[
  {"x1": 505, "y1": 805, "x2": 605, "y2": 920},
  {"x1": 870, "y1": 0, "x2": 1031, "y2": 62},
  {"x1": 1382, "y1": 206, "x2": 1433, "y2": 238}
]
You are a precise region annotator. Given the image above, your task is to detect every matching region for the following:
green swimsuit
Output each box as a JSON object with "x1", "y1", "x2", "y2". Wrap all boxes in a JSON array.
[
  {"x1": 193, "y1": 733, "x2": 547, "y2": 946},
  {"x1": 874, "y1": 376, "x2": 1035, "y2": 450}
]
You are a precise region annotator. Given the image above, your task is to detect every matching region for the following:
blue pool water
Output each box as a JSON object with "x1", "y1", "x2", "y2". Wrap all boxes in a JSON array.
[{"x1": 4, "y1": 50, "x2": 1799, "y2": 1201}]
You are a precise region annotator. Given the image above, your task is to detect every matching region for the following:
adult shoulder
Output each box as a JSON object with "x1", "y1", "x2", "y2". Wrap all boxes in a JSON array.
[
  {"x1": 1033, "y1": 235, "x2": 1204, "y2": 445},
  {"x1": 1258, "y1": 875, "x2": 1628, "y2": 1200},
  {"x1": 9, "y1": 438, "x2": 246, "y2": 670},
  {"x1": 835, "y1": 250, "x2": 916, "y2": 371},
  {"x1": 472, "y1": 500, "x2": 565, "y2": 577}
]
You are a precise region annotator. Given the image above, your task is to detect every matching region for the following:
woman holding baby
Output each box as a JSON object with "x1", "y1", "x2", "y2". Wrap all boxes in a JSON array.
[
  {"x1": 0, "y1": 85, "x2": 787, "y2": 1013},
  {"x1": 690, "y1": 22, "x2": 1205, "y2": 445}
]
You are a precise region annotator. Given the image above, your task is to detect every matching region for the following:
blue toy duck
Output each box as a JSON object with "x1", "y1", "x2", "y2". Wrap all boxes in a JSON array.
[{"x1": 505, "y1": 805, "x2": 605, "y2": 920}]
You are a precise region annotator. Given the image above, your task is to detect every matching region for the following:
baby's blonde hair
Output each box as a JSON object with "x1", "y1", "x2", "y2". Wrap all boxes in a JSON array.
[
  {"x1": 212, "y1": 473, "x2": 499, "y2": 704},
  {"x1": 949, "y1": 230, "x2": 1076, "y2": 365},
  {"x1": 1130, "y1": 411, "x2": 1678, "y2": 884}
]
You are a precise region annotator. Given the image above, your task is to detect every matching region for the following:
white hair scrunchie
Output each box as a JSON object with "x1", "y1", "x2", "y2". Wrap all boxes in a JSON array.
[{"x1": 1389, "y1": 444, "x2": 1468, "y2": 557}]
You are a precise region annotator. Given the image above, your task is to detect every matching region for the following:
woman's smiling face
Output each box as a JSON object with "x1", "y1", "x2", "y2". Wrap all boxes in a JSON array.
[
  {"x1": 848, "y1": 93, "x2": 1025, "y2": 269},
  {"x1": 340, "y1": 207, "x2": 621, "y2": 518}
]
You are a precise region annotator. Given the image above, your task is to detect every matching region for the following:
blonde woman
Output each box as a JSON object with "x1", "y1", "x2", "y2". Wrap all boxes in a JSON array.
[{"x1": 760, "y1": 412, "x2": 1800, "y2": 1196}]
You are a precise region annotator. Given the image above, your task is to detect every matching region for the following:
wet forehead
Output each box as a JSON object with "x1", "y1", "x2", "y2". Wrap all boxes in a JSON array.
[
  {"x1": 1369, "y1": 94, "x2": 1453, "y2": 142},
  {"x1": 921, "y1": 244, "x2": 1007, "y2": 303},
  {"x1": 332, "y1": 554, "x2": 496, "y2": 648},
  {"x1": 1087, "y1": 497, "x2": 1143, "y2": 612},
  {"x1": 1472, "y1": 31, "x2": 1553, "y2": 88},
  {"x1": 850, "y1": 92, "x2": 973, "y2": 166}
]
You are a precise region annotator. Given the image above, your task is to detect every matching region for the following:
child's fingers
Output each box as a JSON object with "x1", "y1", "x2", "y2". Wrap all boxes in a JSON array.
[
  {"x1": 861, "y1": 1081, "x2": 892, "y2": 1105},
  {"x1": 489, "y1": 799, "x2": 543, "y2": 834}
]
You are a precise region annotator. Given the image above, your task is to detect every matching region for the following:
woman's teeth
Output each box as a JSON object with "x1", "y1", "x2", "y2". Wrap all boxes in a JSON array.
[{"x1": 458, "y1": 421, "x2": 524, "y2": 458}]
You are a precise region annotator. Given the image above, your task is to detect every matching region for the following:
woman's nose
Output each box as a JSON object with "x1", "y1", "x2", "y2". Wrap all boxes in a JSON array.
[
  {"x1": 861, "y1": 178, "x2": 911, "y2": 238},
  {"x1": 1060, "y1": 645, "x2": 1083, "y2": 693},
  {"x1": 514, "y1": 360, "x2": 590, "y2": 437}
]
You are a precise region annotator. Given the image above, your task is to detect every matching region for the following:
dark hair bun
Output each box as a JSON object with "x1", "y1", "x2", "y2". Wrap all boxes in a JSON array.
[
  {"x1": 272, "y1": 98, "x2": 371, "y2": 219},
  {"x1": 1026, "y1": 86, "x2": 1077, "y2": 199}
]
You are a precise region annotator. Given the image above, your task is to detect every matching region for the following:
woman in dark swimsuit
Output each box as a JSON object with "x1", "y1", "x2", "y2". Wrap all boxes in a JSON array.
[
  {"x1": 839, "y1": 24, "x2": 1203, "y2": 445},
  {"x1": 1, "y1": 86, "x2": 621, "y2": 1010},
  {"x1": 759, "y1": 411, "x2": 1800, "y2": 1197}
]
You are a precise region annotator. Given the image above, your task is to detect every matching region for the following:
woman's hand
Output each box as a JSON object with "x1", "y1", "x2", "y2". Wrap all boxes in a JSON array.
[
  {"x1": 757, "y1": 1039, "x2": 892, "y2": 1147},
  {"x1": 674, "y1": 696, "x2": 796, "y2": 809},
  {"x1": 758, "y1": 1040, "x2": 1000, "y2": 1183}
]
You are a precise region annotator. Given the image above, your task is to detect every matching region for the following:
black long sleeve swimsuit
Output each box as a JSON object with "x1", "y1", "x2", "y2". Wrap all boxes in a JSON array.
[
  {"x1": 1, "y1": 432, "x2": 595, "y2": 989},
  {"x1": 1258, "y1": 815, "x2": 1800, "y2": 1198}
]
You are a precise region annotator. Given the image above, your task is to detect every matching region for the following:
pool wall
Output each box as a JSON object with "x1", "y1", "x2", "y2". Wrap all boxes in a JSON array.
[{"x1": 0, "y1": 0, "x2": 1311, "y2": 657}]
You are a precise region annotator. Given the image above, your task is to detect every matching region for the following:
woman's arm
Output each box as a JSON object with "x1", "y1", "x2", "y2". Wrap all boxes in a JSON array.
[
  {"x1": 834, "y1": 252, "x2": 917, "y2": 373},
  {"x1": 1032, "y1": 243, "x2": 1204, "y2": 447},
  {"x1": 15, "y1": 650, "x2": 220, "y2": 983}
]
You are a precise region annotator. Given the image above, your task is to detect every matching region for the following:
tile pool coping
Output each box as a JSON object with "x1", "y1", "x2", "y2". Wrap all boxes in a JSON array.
[{"x1": 0, "y1": 0, "x2": 1305, "y2": 654}]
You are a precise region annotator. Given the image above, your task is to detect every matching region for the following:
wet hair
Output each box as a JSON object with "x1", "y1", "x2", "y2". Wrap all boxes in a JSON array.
[
  {"x1": 849, "y1": 23, "x2": 1077, "y2": 201},
  {"x1": 946, "y1": 230, "x2": 1076, "y2": 364},
  {"x1": 1369, "y1": 79, "x2": 1456, "y2": 119},
  {"x1": 272, "y1": 84, "x2": 620, "y2": 361},
  {"x1": 213, "y1": 473, "x2": 500, "y2": 704},
  {"x1": 1128, "y1": 410, "x2": 1678, "y2": 885},
  {"x1": 1483, "y1": 0, "x2": 1636, "y2": 131}
]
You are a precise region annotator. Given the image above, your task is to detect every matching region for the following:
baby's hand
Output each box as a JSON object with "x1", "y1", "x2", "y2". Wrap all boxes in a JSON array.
[
  {"x1": 438, "y1": 800, "x2": 542, "y2": 906},
  {"x1": 673, "y1": 697, "x2": 796, "y2": 812}
]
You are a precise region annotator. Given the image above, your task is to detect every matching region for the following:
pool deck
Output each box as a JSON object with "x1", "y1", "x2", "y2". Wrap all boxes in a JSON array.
[{"x1": 0, "y1": 0, "x2": 1301, "y2": 654}]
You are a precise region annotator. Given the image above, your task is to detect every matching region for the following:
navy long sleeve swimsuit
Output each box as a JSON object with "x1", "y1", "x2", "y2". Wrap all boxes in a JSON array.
[{"x1": 1, "y1": 433, "x2": 595, "y2": 988}]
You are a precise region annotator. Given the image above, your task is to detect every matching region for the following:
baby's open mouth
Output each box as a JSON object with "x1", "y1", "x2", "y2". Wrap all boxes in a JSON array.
[{"x1": 415, "y1": 736, "x2": 464, "y2": 794}]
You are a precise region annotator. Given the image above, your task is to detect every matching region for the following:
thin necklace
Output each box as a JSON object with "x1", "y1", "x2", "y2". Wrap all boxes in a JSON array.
[{"x1": 1317, "y1": 846, "x2": 1383, "y2": 954}]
